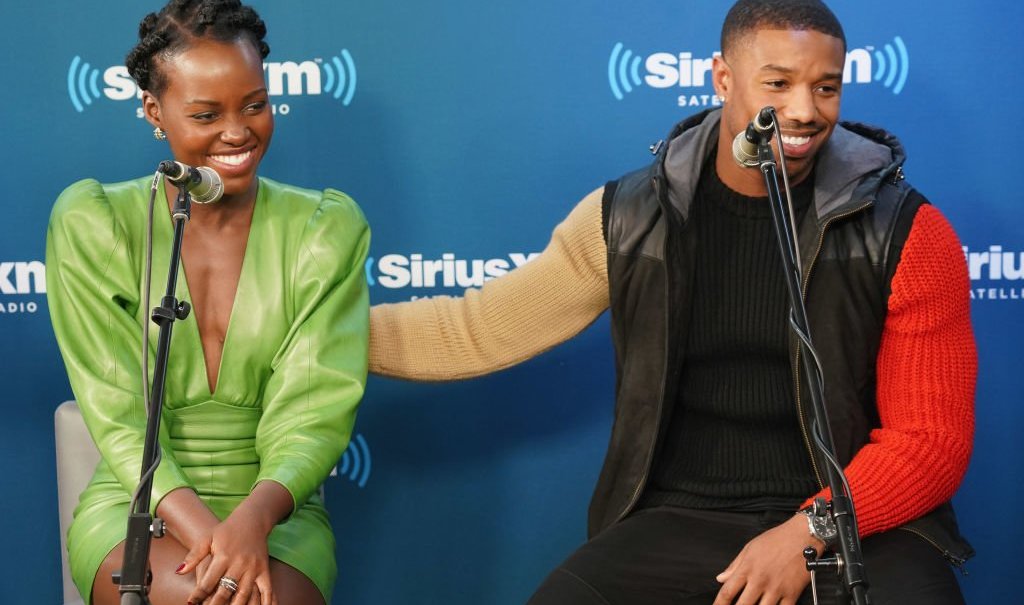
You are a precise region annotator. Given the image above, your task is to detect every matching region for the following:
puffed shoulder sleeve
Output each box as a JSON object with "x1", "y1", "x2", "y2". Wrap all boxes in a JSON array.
[
  {"x1": 254, "y1": 189, "x2": 370, "y2": 511},
  {"x1": 46, "y1": 179, "x2": 193, "y2": 512}
]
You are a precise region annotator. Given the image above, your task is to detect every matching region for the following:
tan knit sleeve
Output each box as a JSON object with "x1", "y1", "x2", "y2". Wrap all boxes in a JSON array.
[{"x1": 369, "y1": 187, "x2": 609, "y2": 381}]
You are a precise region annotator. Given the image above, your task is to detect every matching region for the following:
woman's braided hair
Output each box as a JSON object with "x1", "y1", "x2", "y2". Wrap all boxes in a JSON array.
[{"x1": 125, "y1": 0, "x2": 269, "y2": 95}]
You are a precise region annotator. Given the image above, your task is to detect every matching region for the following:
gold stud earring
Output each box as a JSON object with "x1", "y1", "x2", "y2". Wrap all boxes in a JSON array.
[{"x1": 153, "y1": 127, "x2": 167, "y2": 141}]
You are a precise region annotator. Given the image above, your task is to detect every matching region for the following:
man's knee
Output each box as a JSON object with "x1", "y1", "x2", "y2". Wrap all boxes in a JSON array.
[{"x1": 527, "y1": 567, "x2": 611, "y2": 605}]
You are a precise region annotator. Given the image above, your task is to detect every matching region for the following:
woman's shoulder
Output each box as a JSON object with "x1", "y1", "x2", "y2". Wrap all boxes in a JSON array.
[
  {"x1": 51, "y1": 175, "x2": 153, "y2": 229},
  {"x1": 259, "y1": 177, "x2": 368, "y2": 232}
]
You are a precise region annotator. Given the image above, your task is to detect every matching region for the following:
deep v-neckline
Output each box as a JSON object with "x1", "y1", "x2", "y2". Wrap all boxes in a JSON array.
[{"x1": 159, "y1": 178, "x2": 263, "y2": 398}]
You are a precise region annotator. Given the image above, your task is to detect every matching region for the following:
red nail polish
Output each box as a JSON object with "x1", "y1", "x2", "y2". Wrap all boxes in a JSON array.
[{"x1": 175, "y1": 563, "x2": 186, "y2": 574}]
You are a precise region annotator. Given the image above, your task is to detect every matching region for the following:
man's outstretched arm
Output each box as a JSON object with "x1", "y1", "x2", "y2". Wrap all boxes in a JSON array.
[{"x1": 369, "y1": 187, "x2": 610, "y2": 381}]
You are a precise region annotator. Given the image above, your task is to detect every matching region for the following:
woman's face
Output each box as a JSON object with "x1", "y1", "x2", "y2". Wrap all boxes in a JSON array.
[{"x1": 143, "y1": 36, "x2": 273, "y2": 203}]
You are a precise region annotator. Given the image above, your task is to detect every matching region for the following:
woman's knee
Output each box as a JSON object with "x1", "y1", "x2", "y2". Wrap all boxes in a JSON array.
[
  {"x1": 93, "y1": 544, "x2": 325, "y2": 605},
  {"x1": 270, "y1": 559, "x2": 326, "y2": 605},
  {"x1": 91, "y1": 537, "x2": 195, "y2": 605}
]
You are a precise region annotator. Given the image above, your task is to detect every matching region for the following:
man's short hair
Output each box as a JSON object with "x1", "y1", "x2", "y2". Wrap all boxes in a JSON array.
[{"x1": 721, "y1": 0, "x2": 846, "y2": 57}]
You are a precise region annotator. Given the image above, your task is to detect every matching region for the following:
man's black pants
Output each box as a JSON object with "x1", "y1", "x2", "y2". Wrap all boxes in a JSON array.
[{"x1": 527, "y1": 507, "x2": 965, "y2": 605}]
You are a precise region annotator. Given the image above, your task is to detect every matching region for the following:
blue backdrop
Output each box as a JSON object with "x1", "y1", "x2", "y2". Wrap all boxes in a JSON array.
[{"x1": 1, "y1": 1, "x2": 1019, "y2": 603}]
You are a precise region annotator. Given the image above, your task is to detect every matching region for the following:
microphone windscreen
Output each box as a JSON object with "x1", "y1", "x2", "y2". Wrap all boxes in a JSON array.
[
  {"x1": 732, "y1": 128, "x2": 759, "y2": 167},
  {"x1": 192, "y1": 166, "x2": 224, "y2": 204}
]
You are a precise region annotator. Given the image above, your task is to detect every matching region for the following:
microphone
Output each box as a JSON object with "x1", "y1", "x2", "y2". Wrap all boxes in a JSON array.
[
  {"x1": 732, "y1": 106, "x2": 776, "y2": 167},
  {"x1": 157, "y1": 160, "x2": 224, "y2": 204}
]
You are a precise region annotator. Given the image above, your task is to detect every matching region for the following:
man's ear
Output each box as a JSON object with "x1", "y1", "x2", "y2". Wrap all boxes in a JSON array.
[{"x1": 712, "y1": 55, "x2": 732, "y2": 102}]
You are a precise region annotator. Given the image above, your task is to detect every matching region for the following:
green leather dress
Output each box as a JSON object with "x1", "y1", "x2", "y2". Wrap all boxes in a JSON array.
[{"x1": 46, "y1": 175, "x2": 370, "y2": 604}]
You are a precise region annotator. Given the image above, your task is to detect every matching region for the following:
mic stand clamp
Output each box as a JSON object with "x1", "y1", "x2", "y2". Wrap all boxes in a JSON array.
[
  {"x1": 803, "y1": 499, "x2": 842, "y2": 605},
  {"x1": 804, "y1": 546, "x2": 840, "y2": 605},
  {"x1": 749, "y1": 114, "x2": 870, "y2": 605},
  {"x1": 115, "y1": 188, "x2": 192, "y2": 605}
]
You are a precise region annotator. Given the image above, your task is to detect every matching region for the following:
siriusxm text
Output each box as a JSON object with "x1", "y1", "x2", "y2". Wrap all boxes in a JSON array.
[
  {"x1": 644, "y1": 49, "x2": 880, "y2": 89},
  {"x1": 0, "y1": 261, "x2": 45, "y2": 295},
  {"x1": 370, "y1": 253, "x2": 540, "y2": 289},
  {"x1": 963, "y1": 245, "x2": 1024, "y2": 281}
]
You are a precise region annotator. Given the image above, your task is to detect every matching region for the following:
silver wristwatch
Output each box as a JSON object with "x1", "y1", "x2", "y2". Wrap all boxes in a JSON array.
[{"x1": 803, "y1": 508, "x2": 838, "y2": 547}]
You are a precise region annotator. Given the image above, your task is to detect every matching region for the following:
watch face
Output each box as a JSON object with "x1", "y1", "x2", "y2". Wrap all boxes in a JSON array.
[{"x1": 811, "y1": 515, "x2": 837, "y2": 541}]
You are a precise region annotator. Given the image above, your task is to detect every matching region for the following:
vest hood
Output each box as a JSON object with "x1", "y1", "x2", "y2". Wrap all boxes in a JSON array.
[{"x1": 656, "y1": 109, "x2": 908, "y2": 224}]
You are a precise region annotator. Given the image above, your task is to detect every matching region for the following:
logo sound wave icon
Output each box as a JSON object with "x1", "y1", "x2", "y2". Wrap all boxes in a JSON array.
[
  {"x1": 608, "y1": 43, "x2": 644, "y2": 101},
  {"x1": 871, "y1": 36, "x2": 909, "y2": 95},
  {"x1": 320, "y1": 49, "x2": 357, "y2": 106},
  {"x1": 67, "y1": 56, "x2": 102, "y2": 113},
  {"x1": 331, "y1": 433, "x2": 371, "y2": 488}
]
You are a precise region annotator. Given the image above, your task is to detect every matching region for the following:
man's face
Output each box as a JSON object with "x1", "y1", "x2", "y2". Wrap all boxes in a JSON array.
[{"x1": 714, "y1": 28, "x2": 845, "y2": 190}]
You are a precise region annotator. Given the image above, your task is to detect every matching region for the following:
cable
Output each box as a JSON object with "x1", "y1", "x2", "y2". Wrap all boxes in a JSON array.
[
  {"x1": 767, "y1": 108, "x2": 865, "y2": 602},
  {"x1": 766, "y1": 109, "x2": 857, "y2": 507},
  {"x1": 790, "y1": 305, "x2": 854, "y2": 501},
  {"x1": 812, "y1": 416, "x2": 854, "y2": 500},
  {"x1": 130, "y1": 170, "x2": 163, "y2": 516},
  {"x1": 770, "y1": 109, "x2": 803, "y2": 277}
]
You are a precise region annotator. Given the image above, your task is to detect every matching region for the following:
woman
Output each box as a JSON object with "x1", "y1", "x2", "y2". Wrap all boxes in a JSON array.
[{"x1": 46, "y1": 2, "x2": 369, "y2": 604}]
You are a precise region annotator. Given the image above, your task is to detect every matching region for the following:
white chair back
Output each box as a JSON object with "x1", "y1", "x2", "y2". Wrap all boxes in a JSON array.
[{"x1": 55, "y1": 400, "x2": 98, "y2": 605}]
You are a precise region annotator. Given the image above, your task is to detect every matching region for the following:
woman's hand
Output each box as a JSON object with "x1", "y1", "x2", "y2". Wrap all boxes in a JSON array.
[
  {"x1": 179, "y1": 480, "x2": 294, "y2": 605},
  {"x1": 179, "y1": 508, "x2": 275, "y2": 605}
]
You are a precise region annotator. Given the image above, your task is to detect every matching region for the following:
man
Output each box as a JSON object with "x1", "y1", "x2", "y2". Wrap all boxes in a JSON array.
[{"x1": 370, "y1": 1, "x2": 976, "y2": 603}]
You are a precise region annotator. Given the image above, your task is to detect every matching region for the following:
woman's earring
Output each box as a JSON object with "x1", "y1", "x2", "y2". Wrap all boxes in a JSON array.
[{"x1": 153, "y1": 127, "x2": 167, "y2": 141}]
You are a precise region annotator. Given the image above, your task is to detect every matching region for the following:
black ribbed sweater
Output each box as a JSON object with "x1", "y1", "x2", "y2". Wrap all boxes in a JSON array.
[{"x1": 639, "y1": 161, "x2": 818, "y2": 512}]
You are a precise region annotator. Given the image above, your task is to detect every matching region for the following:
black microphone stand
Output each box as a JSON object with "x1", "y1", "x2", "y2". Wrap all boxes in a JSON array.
[
  {"x1": 114, "y1": 185, "x2": 193, "y2": 605},
  {"x1": 749, "y1": 110, "x2": 870, "y2": 605}
]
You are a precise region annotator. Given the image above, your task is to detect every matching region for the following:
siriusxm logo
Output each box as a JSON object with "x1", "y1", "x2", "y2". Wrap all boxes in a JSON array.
[
  {"x1": 330, "y1": 434, "x2": 372, "y2": 488},
  {"x1": 365, "y1": 252, "x2": 540, "y2": 289},
  {"x1": 0, "y1": 261, "x2": 45, "y2": 295},
  {"x1": 67, "y1": 50, "x2": 358, "y2": 113},
  {"x1": 964, "y1": 245, "x2": 1024, "y2": 280},
  {"x1": 963, "y1": 245, "x2": 1024, "y2": 301},
  {"x1": 608, "y1": 36, "x2": 910, "y2": 104},
  {"x1": 0, "y1": 261, "x2": 45, "y2": 315},
  {"x1": 846, "y1": 37, "x2": 910, "y2": 95}
]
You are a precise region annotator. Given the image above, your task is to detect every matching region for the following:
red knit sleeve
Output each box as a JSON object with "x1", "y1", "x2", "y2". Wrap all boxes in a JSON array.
[{"x1": 802, "y1": 204, "x2": 976, "y2": 537}]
